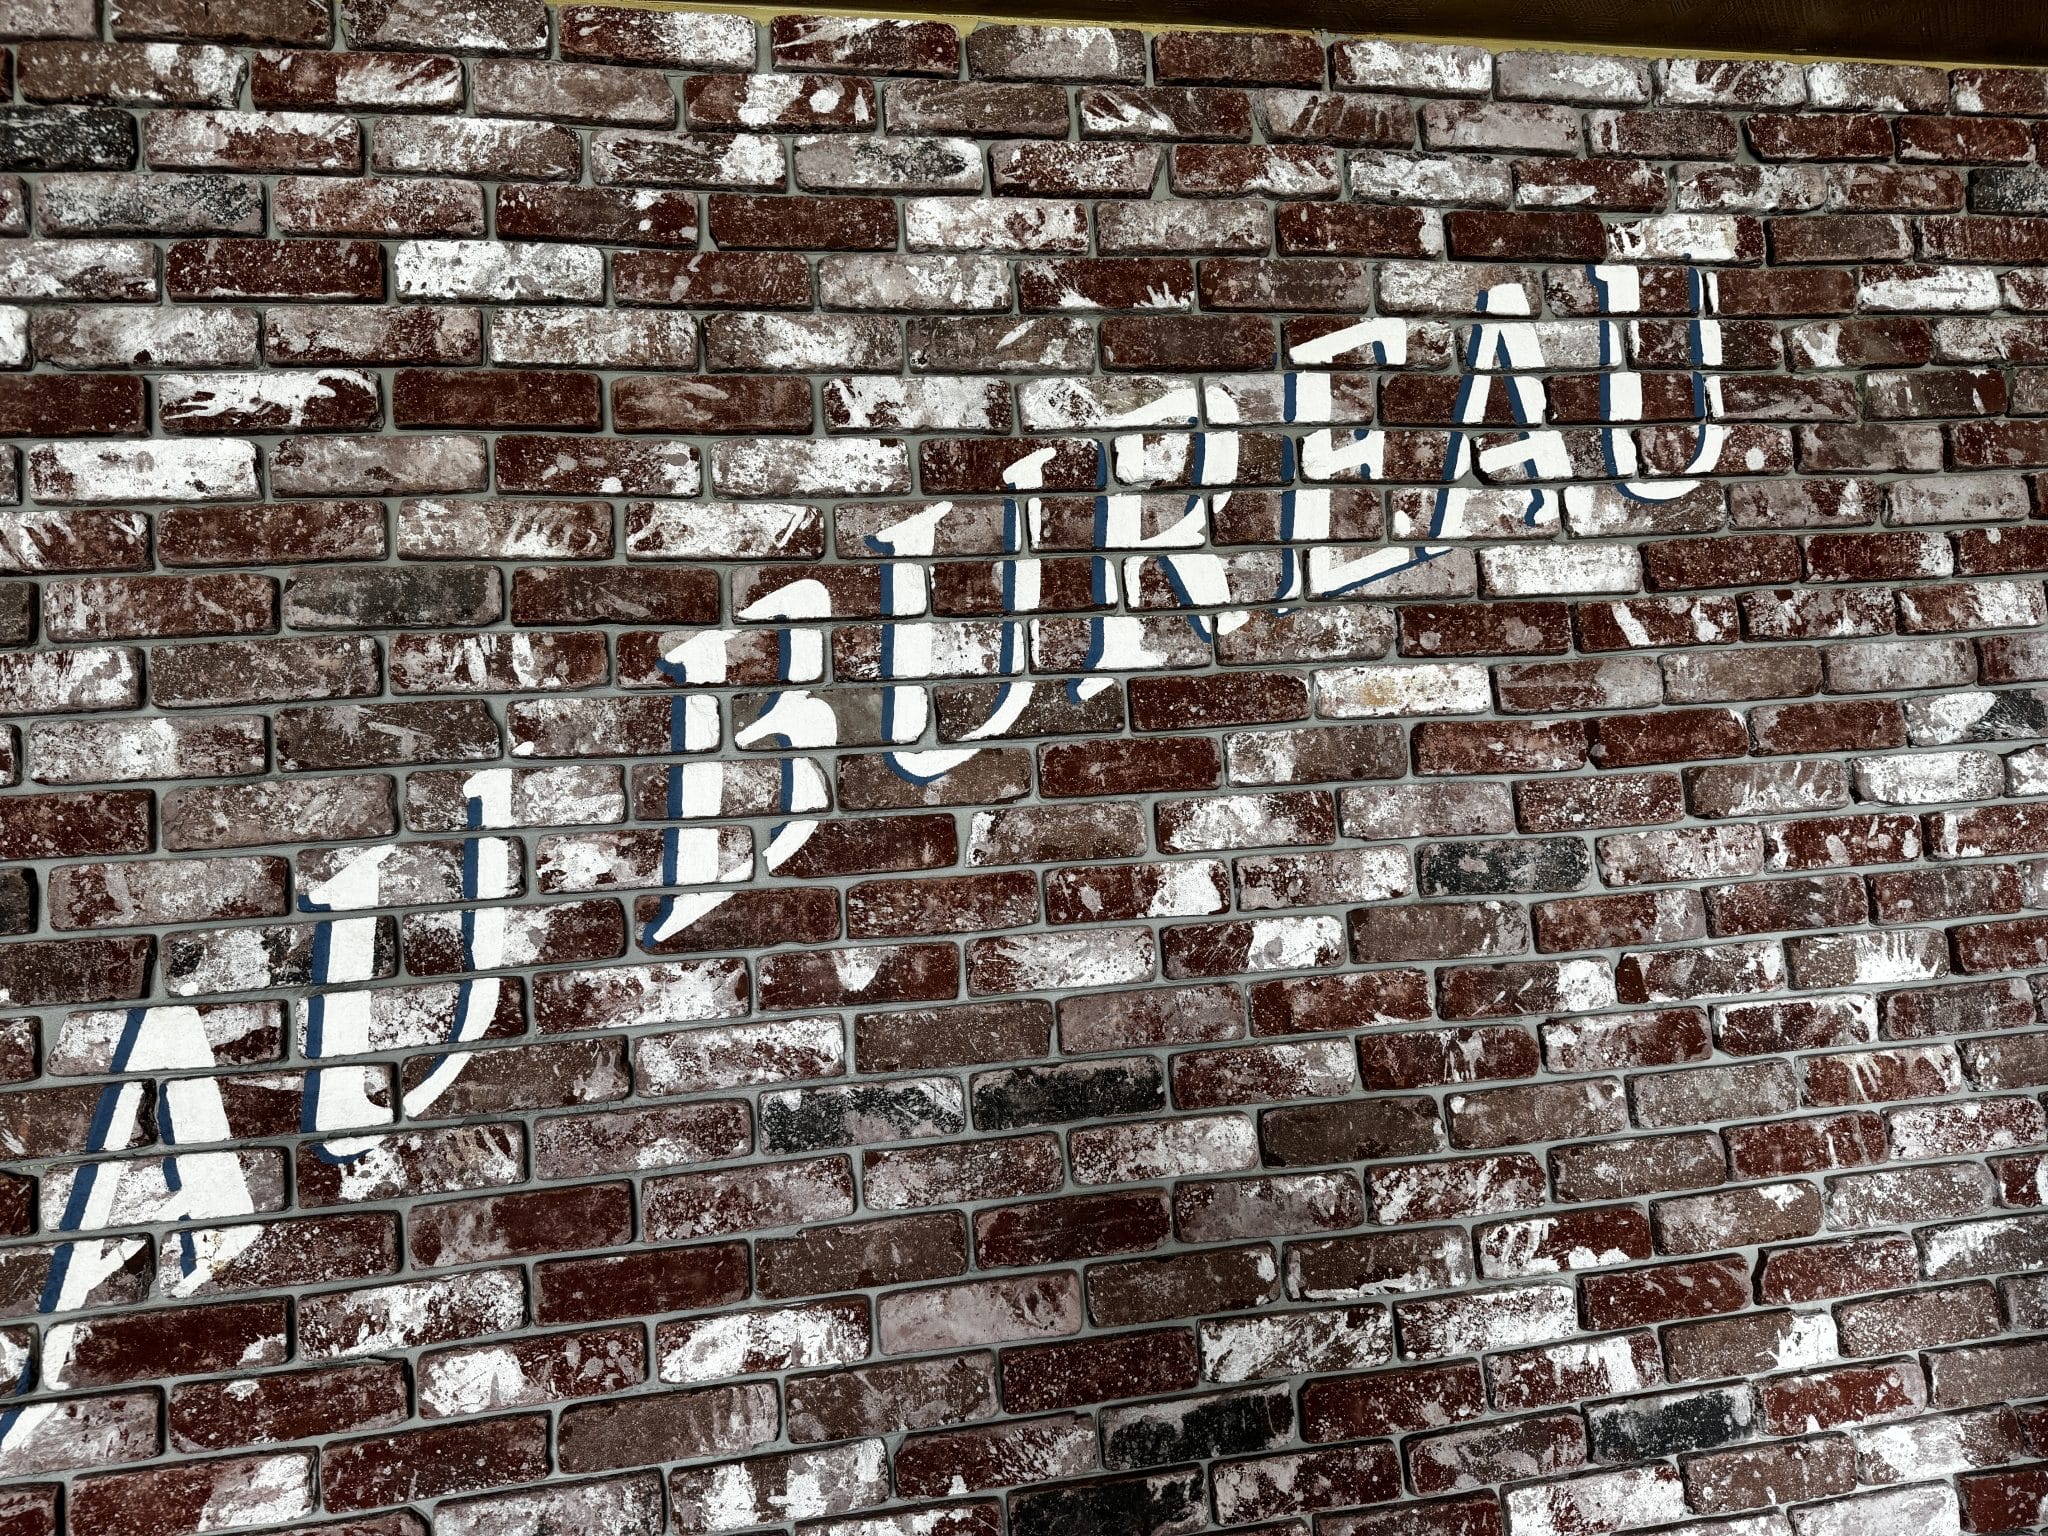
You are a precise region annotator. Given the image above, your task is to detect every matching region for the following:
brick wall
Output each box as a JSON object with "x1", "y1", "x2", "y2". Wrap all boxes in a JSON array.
[{"x1": 3, "y1": 1, "x2": 2048, "y2": 1532}]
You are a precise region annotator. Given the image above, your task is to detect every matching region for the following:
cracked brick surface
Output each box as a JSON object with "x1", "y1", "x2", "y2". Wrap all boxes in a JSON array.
[{"x1": 0, "y1": 4, "x2": 2046, "y2": 1535}]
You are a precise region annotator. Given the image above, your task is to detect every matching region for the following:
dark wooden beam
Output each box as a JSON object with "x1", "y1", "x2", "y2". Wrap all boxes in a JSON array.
[{"x1": 873, "y1": 1, "x2": 2048, "y2": 70}]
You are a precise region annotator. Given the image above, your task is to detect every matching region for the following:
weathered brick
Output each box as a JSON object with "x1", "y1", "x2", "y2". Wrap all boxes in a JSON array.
[{"x1": 0, "y1": 27, "x2": 2041, "y2": 1528}]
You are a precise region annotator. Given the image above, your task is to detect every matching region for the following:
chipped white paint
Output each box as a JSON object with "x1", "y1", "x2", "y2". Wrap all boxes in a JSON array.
[
  {"x1": 1609, "y1": 214, "x2": 1752, "y2": 263},
  {"x1": 393, "y1": 240, "x2": 604, "y2": 303},
  {"x1": 304, "y1": 1270, "x2": 525, "y2": 1360},
  {"x1": 29, "y1": 438, "x2": 257, "y2": 504},
  {"x1": 827, "y1": 376, "x2": 1007, "y2": 432},
  {"x1": 193, "y1": 1451, "x2": 315, "y2": 1532},
  {"x1": 819, "y1": 253, "x2": 1009, "y2": 311},
  {"x1": 978, "y1": 928, "x2": 1155, "y2": 991},
  {"x1": 1071, "y1": 1113, "x2": 1260, "y2": 1184},
  {"x1": 731, "y1": 73, "x2": 866, "y2": 128},
  {"x1": 1479, "y1": 544, "x2": 1642, "y2": 596},
  {"x1": 712, "y1": 438, "x2": 909, "y2": 498},
  {"x1": 161, "y1": 368, "x2": 364, "y2": 424},
  {"x1": 490, "y1": 309, "x2": 698, "y2": 368},
  {"x1": 1504, "y1": 1466, "x2": 1688, "y2": 1536},
  {"x1": 1782, "y1": 1482, "x2": 1959, "y2": 1536},
  {"x1": 905, "y1": 196, "x2": 1087, "y2": 252},
  {"x1": 1200, "y1": 1305, "x2": 1394, "y2": 1384},
  {"x1": 1861, "y1": 265, "x2": 2002, "y2": 313},
  {"x1": 661, "y1": 1302, "x2": 869, "y2": 1383},
  {"x1": 1315, "y1": 663, "x2": 1491, "y2": 719}
]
